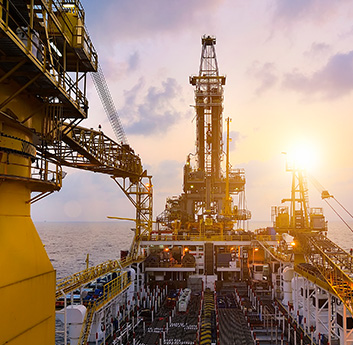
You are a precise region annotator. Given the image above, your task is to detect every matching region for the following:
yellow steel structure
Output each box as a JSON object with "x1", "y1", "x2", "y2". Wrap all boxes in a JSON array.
[
  {"x1": 0, "y1": 1, "x2": 148, "y2": 341},
  {"x1": 0, "y1": 1, "x2": 97, "y2": 343},
  {"x1": 270, "y1": 165, "x2": 353, "y2": 316},
  {"x1": 113, "y1": 174, "x2": 153, "y2": 259},
  {"x1": 47, "y1": 124, "x2": 142, "y2": 177},
  {"x1": 223, "y1": 117, "x2": 232, "y2": 217}
]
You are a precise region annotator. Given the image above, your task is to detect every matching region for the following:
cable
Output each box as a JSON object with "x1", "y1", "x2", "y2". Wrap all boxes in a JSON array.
[
  {"x1": 308, "y1": 172, "x2": 353, "y2": 230},
  {"x1": 333, "y1": 197, "x2": 353, "y2": 219},
  {"x1": 323, "y1": 199, "x2": 353, "y2": 233}
]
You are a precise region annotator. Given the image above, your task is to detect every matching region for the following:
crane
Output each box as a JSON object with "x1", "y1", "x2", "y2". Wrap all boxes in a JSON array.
[
  {"x1": 0, "y1": 2, "x2": 151, "y2": 344},
  {"x1": 269, "y1": 164, "x2": 353, "y2": 319}
]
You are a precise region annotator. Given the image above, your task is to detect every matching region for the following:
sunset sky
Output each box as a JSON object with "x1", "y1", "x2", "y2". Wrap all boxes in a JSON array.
[{"x1": 33, "y1": 0, "x2": 353, "y2": 224}]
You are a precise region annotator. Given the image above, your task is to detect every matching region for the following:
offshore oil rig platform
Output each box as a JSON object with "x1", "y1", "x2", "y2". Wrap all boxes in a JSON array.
[{"x1": 1, "y1": 1, "x2": 353, "y2": 345}]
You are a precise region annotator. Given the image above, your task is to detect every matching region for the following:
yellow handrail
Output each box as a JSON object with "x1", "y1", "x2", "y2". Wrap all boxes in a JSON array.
[{"x1": 56, "y1": 256, "x2": 143, "y2": 299}]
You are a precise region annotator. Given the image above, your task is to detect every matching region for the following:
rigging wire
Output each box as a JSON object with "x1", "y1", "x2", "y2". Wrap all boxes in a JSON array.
[
  {"x1": 307, "y1": 172, "x2": 353, "y2": 232},
  {"x1": 332, "y1": 196, "x2": 353, "y2": 219},
  {"x1": 323, "y1": 199, "x2": 353, "y2": 233}
]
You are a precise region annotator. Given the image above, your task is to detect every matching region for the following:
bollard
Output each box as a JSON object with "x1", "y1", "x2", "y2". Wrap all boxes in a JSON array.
[
  {"x1": 294, "y1": 324, "x2": 297, "y2": 345},
  {"x1": 304, "y1": 317, "x2": 307, "y2": 334}
]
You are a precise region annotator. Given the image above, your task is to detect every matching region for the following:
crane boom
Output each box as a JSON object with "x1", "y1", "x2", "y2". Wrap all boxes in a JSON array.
[{"x1": 91, "y1": 63, "x2": 128, "y2": 144}]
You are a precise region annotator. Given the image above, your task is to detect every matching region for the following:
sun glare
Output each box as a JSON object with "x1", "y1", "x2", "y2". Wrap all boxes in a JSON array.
[{"x1": 285, "y1": 141, "x2": 319, "y2": 172}]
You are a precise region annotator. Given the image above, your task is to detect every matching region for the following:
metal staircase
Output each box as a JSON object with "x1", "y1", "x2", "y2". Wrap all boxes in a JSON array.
[{"x1": 77, "y1": 303, "x2": 96, "y2": 345}]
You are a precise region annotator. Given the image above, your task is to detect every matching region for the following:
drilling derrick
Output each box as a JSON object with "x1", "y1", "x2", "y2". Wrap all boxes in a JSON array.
[
  {"x1": 189, "y1": 35, "x2": 224, "y2": 215},
  {"x1": 165, "y1": 35, "x2": 251, "y2": 228},
  {"x1": 191, "y1": 35, "x2": 224, "y2": 179}
]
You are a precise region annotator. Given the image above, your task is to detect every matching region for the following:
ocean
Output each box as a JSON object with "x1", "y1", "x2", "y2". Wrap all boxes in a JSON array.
[
  {"x1": 35, "y1": 220, "x2": 353, "y2": 279},
  {"x1": 36, "y1": 221, "x2": 135, "y2": 279}
]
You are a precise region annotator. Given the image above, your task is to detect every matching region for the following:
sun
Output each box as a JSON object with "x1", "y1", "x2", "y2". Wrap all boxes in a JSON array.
[{"x1": 285, "y1": 140, "x2": 319, "y2": 172}]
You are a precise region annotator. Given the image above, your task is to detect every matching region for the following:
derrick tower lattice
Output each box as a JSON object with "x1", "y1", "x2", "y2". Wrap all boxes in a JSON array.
[{"x1": 186, "y1": 35, "x2": 249, "y2": 224}]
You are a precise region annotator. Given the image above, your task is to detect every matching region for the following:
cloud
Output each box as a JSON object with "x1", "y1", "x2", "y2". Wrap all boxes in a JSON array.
[
  {"x1": 339, "y1": 25, "x2": 353, "y2": 40},
  {"x1": 85, "y1": 0, "x2": 225, "y2": 42},
  {"x1": 223, "y1": 130, "x2": 241, "y2": 152},
  {"x1": 140, "y1": 159, "x2": 184, "y2": 216},
  {"x1": 32, "y1": 170, "x2": 134, "y2": 222},
  {"x1": 271, "y1": 0, "x2": 351, "y2": 27},
  {"x1": 119, "y1": 77, "x2": 186, "y2": 135},
  {"x1": 283, "y1": 51, "x2": 353, "y2": 99},
  {"x1": 128, "y1": 51, "x2": 140, "y2": 72},
  {"x1": 304, "y1": 42, "x2": 331, "y2": 59},
  {"x1": 98, "y1": 51, "x2": 141, "y2": 83},
  {"x1": 229, "y1": 131, "x2": 241, "y2": 151},
  {"x1": 242, "y1": 157, "x2": 291, "y2": 220},
  {"x1": 247, "y1": 61, "x2": 278, "y2": 95}
]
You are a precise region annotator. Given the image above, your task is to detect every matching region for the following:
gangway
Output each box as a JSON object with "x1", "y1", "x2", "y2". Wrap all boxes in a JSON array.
[
  {"x1": 41, "y1": 124, "x2": 142, "y2": 178},
  {"x1": 55, "y1": 256, "x2": 144, "y2": 299},
  {"x1": 255, "y1": 237, "x2": 292, "y2": 263}
]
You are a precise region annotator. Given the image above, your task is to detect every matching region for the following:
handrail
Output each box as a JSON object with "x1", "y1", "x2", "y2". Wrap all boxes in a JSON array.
[
  {"x1": 55, "y1": 256, "x2": 144, "y2": 299},
  {"x1": 0, "y1": 1, "x2": 91, "y2": 116},
  {"x1": 256, "y1": 239, "x2": 292, "y2": 262},
  {"x1": 140, "y1": 234, "x2": 254, "y2": 242},
  {"x1": 304, "y1": 233, "x2": 353, "y2": 316}
]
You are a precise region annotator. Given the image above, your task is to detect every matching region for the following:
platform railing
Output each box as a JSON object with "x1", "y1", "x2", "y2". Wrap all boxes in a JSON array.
[
  {"x1": 0, "y1": 132, "x2": 63, "y2": 190},
  {"x1": 55, "y1": 255, "x2": 144, "y2": 299},
  {"x1": 141, "y1": 233, "x2": 254, "y2": 242},
  {"x1": 0, "y1": 2, "x2": 90, "y2": 117}
]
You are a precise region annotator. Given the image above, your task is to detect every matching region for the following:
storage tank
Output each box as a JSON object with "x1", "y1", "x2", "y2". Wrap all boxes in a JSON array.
[
  {"x1": 57, "y1": 305, "x2": 87, "y2": 345},
  {"x1": 282, "y1": 267, "x2": 294, "y2": 306}
]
